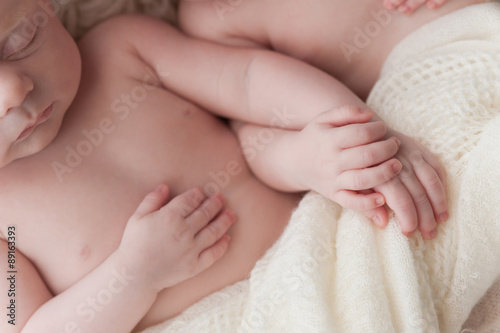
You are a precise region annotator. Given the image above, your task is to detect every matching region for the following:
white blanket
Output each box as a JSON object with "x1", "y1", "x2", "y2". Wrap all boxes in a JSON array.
[{"x1": 142, "y1": 3, "x2": 500, "y2": 332}]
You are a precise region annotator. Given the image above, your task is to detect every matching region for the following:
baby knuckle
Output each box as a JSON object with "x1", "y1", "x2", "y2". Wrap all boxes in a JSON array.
[
  {"x1": 172, "y1": 229, "x2": 188, "y2": 244},
  {"x1": 414, "y1": 192, "x2": 430, "y2": 207},
  {"x1": 357, "y1": 126, "x2": 371, "y2": 141},
  {"x1": 162, "y1": 209, "x2": 178, "y2": 223},
  {"x1": 395, "y1": 197, "x2": 415, "y2": 212},
  {"x1": 427, "y1": 174, "x2": 443, "y2": 190},
  {"x1": 436, "y1": 166, "x2": 446, "y2": 180},
  {"x1": 362, "y1": 148, "x2": 376, "y2": 164},
  {"x1": 198, "y1": 205, "x2": 212, "y2": 220},
  {"x1": 409, "y1": 151, "x2": 425, "y2": 165},
  {"x1": 205, "y1": 223, "x2": 219, "y2": 241},
  {"x1": 399, "y1": 166, "x2": 413, "y2": 181},
  {"x1": 188, "y1": 188, "x2": 205, "y2": 207},
  {"x1": 340, "y1": 105, "x2": 359, "y2": 116},
  {"x1": 353, "y1": 174, "x2": 367, "y2": 189},
  {"x1": 177, "y1": 202, "x2": 194, "y2": 217},
  {"x1": 357, "y1": 198, "x2": 372, "y2": 211}
]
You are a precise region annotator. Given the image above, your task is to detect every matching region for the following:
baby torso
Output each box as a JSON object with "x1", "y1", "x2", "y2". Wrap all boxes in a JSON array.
[
  {"x1": 179, "y1": 0, "x2": 483, "y2": 99},
  {"x1": 0, "y1": 24, "x2": 297, "y2": 330}
]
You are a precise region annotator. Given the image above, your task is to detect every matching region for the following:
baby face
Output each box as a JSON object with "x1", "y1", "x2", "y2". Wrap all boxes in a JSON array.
[{"x1": 0, "y1": 0, "x2": 81, "y2": 167}]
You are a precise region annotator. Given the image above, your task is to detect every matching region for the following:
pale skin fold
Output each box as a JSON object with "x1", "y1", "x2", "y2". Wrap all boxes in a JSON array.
[{"x1": 0, "y1": 0, "x2": 479, "y2": 331}]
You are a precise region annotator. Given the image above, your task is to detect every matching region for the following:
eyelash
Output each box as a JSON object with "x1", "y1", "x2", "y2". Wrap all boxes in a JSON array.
[{"x1": 4, "y1": 28, "x2": 41, "y2": 61}]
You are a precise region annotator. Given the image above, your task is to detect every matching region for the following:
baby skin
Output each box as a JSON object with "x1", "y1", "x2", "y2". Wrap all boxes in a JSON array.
[
  {"x1": 0, "y1": 0, "x2": 405, "y2": 332},
  {"x1": 179, "y1": 0, "x2": 488, "y2": 239}
]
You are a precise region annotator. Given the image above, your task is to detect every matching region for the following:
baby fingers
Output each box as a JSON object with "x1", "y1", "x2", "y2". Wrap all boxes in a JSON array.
[
  {"x1": 195, "y1": 209, "x2": 236, "y2": 248},
  {"x1": 335, "y1": 121, "x2": 387, "y2": 149},
  {"x1": 168, "y1": 187, "x2": 206, "y2": 218},
  {"x1": 398, "y1": 0, "x2": 426, "y2": 14},
  {"x1": 411, "y1": 154, "x2": 449, "y2": 224},
  {"x1": 316, "y1": 105, "x2": 374, "y2": 128},
  {"x1": 340, "y1": 137, "x2": 400, "y2": 170},
  {"x1": 427, "y1": 0, "x2": 447, "y2": 9},
  {"x1": 384, "y1": 0, "x2": 406, "y2": 10},
  {"x1": 334, "y1": 190, "x2": 387, "y2": 212},
  {"x1": 338, "y1": 158, "x2": 402, "y2": 190},
  {"x1": 185, "y1": 192, "x2": 227, "y2": 233},
  {"x1": 196, "y1": 210, "x2": 236, "y2": 271}
]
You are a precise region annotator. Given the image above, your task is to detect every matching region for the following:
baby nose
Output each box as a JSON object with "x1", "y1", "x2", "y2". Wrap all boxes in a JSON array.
[{"x1": 0, "y1": 67, "x2": 34, "y2": 117}]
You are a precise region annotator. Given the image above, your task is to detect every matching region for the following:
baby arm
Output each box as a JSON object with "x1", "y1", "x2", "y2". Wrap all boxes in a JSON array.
[
  {"x1": 234, "y1": 107, "x2": 402, "y2": 214},
  {"x1": 1, "y1": 186, "x2": 234, "y2": 333},
  {"x1": 122, "y1": 15, "x2": 447, "y2": 238},
  {"x1": 383, "y1": 0, "x2": 448, "y2": 14}
]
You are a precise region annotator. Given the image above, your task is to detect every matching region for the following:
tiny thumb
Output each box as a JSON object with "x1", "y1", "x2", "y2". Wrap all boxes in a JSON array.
[{"x1": 134, "y1": 184, "x2": 170, "y2": 219}]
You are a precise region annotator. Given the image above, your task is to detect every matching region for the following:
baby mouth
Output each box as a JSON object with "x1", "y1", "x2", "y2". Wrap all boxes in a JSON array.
[{"x1": 17, "y1": 104, "x2": 54, "y2": 141}]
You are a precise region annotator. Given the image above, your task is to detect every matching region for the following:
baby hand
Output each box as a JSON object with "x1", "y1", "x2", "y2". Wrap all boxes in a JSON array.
[
  {"x1": 118, "y1": 185, "x2": 236, "y2": 292},
  {"x1": 295, "y1": 106, "x2": 402, "y2": 212},
  {"x1": 383, "y1": 0, "x2": 448, "y2": 14},
  {"x1": 369, "y1": 129, "x2": 448, "y2": 239}
]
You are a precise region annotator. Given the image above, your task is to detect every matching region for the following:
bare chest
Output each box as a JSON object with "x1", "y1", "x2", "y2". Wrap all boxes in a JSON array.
[{"x1": 0, "y1": 82, "x2": 246, "y2": 294}]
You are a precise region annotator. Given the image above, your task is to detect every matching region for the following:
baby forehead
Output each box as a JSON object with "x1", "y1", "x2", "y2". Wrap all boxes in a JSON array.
[{"x1": 0, "y1": 0, "x2": 42, "y2": 33}]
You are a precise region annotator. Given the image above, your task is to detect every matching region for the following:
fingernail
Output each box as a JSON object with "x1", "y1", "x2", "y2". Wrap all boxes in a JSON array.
[
  {"x1": 406, "y1": 231, "x2": 415, "y2": 238},
  {"x1": 430, "y1": 228, "x2": 437, "y2": 239},
  {"x1": 215, "y1": 193, "x2": 226, "y2": 205},
  {"x1": 386, "y1": 1, "x2": 397, "y2": 10},
  {"x1": 226, "y1": 209, "x2": 236, "y2": 221},
  {"x1": 392, "y1": 161, "x2": 402, "y2": 174},
  {"x1": 394, "y1": 137, "x2": 401, "y2": 146},
  {"x1": 399, "y1": 4, "x2": 410, "y2": 13},
  {"x1": 372, "y1": 215, "x2": 382, "y2": 226},
  {"x1": 375, "y1": 197, "x2": 385, "y2": 206},
  {"x1": 438, "y1": 212, "x2": 449, "y2": 223}
]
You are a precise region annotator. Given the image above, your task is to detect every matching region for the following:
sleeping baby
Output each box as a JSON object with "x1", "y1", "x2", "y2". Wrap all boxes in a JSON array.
[{"x1": 0, "y1": 0, "x2": 419, "y2": 331}]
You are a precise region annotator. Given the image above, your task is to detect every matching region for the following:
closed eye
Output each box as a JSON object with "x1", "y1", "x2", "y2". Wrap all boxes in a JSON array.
[{"x1": 2, "y1": 26, "x2": 40, "y2": 61}]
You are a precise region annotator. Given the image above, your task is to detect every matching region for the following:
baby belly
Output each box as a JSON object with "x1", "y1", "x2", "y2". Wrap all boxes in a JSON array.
[{"x1": 135, "y1": 180, "x2": 299, "y2": 331}]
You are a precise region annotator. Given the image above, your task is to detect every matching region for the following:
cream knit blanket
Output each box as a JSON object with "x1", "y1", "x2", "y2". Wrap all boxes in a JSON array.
[{"x1": 140, "y1": 3, "x2": 500, "y2": 333}]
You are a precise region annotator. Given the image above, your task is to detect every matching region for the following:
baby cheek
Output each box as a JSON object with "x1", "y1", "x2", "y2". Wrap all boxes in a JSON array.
[{"x1": 59, "y1": 42, "x2": 81, "y2": 94}]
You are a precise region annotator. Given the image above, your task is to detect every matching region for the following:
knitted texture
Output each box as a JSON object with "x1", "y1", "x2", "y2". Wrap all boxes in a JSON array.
[
  {"x1": 367, "y1": 2, "x2": 500, "y2": 331},
  {"x1": 51, "y1": 0, "x2": 177, "y2": 39},
  {"x1": 462, "y1": 276, "x2": 500, "y2": 333},
  {"x1": 141, "y1": 3, "x2": 500, "y2": 332}
]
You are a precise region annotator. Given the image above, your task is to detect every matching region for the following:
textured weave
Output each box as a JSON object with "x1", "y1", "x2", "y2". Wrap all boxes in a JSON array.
[{"x1": 462, "y1": 276, "x2": 500, "y2": 333}]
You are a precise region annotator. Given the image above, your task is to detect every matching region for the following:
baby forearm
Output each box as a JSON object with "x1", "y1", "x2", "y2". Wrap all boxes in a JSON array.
[
  {"x1": 21, "y1": 251, "x2": 156, "y2": 333},
  {"x1": 236, "y1": 122, "x2": 305, "y2": 192},
  {"x1": 243, "y1": 51, "x2": 368, "y2": 129}
]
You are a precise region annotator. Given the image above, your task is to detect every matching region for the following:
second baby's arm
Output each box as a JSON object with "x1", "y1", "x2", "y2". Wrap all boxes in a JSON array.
[{"x1": 118, "y1": 15, "x2": 447, "y2": 239}]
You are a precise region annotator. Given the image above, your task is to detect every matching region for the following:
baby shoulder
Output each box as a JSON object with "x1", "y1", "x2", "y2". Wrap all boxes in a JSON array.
[
  {"x1": 76, "y1": 15, "x2": 169, "y2": 79},
  {"x1": 178, "y1": 0, "x2": 266, "y2": 48}
]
